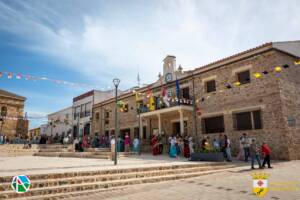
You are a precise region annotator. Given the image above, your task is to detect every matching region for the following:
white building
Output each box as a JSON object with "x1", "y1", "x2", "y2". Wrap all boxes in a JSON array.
[
  {"x1": 72, "y1": 90, "x2": 115, "y2": 138},
  {"x1": 40, "y1": 124, "x2": 48, "y2": 135},
  {"x1": 46, "y1": 106, "x2": 73, "y2": 137}
]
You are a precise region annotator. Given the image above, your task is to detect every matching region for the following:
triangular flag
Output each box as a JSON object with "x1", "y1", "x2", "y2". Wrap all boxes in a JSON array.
[
  {"x1": 294, "y1": 60, "x2": 300, "y2": 65},
  {"x1": 16, "y1": 74, "x2": 22, "y2": 79},
  {"x1": 7, "y1": 72, "x2": 13, "y2": 79}
]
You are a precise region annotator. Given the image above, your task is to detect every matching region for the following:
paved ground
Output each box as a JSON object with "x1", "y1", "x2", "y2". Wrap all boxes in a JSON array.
[
  {"x1": 0, "y1": 154, "x2": 204, "y2": 176},
  {"x1": 66, "y1": 160, "x2": 300, "y2": 200}
]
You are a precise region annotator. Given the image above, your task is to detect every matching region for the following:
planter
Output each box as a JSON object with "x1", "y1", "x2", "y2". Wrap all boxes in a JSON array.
[{"x1": 190, "y1": 152, "x2": 224, "y2": 162}]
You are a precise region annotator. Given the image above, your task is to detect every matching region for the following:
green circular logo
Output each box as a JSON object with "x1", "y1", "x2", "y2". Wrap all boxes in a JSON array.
[{"x1": 11, "y1": 175, "x2": 31, "y2": 193}]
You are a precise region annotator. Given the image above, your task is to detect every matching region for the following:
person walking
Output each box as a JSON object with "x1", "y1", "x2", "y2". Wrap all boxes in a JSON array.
[
  {"x1": 219, "y1": 134, "x2": 227, "y2": 159},
  {"x1": 250, "y1": 138, "x2": 262, "y2": 169},
  {"x1": 236, "y1": 136, "x2": 244, "y2": 160},
  {"x1": 224, "y1": 135, "x2": 232, "y2": 162},
  {"x1": 261, "y1": 142, "x2": 273, "y2": 169},
  {"x1": 188, "y1": 136, "x2": 194, "y2": 155},
  {"x1": 124, "y1": 132, "x2": 130, "y2": 152},
  {"x1": 213, "y1": 138, "x2": 220, "y2": 150},
  {"x1": 110, "y1": 136, "x2": 116, "y2": 161},
  {"x1": 169, "y1": 135, "x2": 178, "y2": 158},
  {"x1": 241, "y1": 133, "x2": 250, "y2": 162},
  {"x1": 132, "y1": 136, "x2": 140, "y2": 155}
]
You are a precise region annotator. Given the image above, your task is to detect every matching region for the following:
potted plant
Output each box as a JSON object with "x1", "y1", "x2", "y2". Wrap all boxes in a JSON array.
[{"x1": 190, "y1": 148, "x2": 224, "y2": 162}]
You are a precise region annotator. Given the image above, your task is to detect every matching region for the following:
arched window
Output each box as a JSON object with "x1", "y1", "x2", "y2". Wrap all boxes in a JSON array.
[{"x1": 1, "y1": 106, "x2": 7, "y2": 117}]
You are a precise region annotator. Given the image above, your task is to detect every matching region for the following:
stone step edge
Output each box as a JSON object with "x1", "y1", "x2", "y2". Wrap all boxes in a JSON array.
[
  {"x1": 0, "y1": 163, "x2": 227, "y2": 183},
  {"x1": 0, "y1": 165, "x2": 233, "y2": 188},
  {"x1": 33, "y1": 154, "x2": 110, "y2": 159},
  {"x1": 4, "y1": 167, "x2": 234, "y2": 199}
]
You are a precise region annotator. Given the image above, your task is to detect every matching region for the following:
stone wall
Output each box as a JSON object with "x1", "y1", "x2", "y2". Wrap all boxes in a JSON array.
[
  {"x1": 92, "y1": 49, "x2": 299, "y2": 160},
  {"x1": 0, "y1": 96, "x2": 27, "y2": 139},
  {"x1": 277, "y1": 52, "x2": 300, "y2": 160}
]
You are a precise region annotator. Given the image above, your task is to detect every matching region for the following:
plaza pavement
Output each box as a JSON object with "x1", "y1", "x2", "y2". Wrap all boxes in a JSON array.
[
  {"x1": 0, "y1": 154, "x2": 207, "y2": 176},
  {"x1": 65, "y1": 160, "x2": 300, "y2": 200}
]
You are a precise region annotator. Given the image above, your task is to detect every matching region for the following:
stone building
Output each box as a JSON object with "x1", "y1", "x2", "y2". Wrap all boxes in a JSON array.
[
  {"x1": 92, "y1": 41, "x2": 300, "y2": 160},
  {"x1": 0, "y1": 89, "x2": 28, "y2": 139}
]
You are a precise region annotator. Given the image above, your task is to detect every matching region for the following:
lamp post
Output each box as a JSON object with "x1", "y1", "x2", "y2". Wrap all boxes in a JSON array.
[{"x1": 113, "y1": 78, "x2": 120, "y2": 165}]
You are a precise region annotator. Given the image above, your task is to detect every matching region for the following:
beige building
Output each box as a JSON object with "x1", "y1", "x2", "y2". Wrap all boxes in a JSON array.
[
  {"x1": 92, "y1": 41, "x2": 300, "y2": 160},
  {"x1": 0, "y1": 89, "x2": 28, "y2": 139},
  {"x1": 28, "y1": 127, "x2": 41, "y2": 139}
]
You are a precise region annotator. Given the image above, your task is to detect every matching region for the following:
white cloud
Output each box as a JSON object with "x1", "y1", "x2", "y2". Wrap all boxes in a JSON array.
[{"x1": 0, "y1": 0, "x2": 300, "y2": 89}]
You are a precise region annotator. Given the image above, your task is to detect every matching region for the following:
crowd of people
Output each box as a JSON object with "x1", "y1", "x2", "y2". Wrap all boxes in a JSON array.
[
  {"x1": 150, "y1": 134, "x2": 194, "y2": 159},
  {"x1": 149, "y1": 132, "x2": 272, "y2": 169},
  {"x1": 1, "y1": 131, "x2": 273, "y2": 169}
]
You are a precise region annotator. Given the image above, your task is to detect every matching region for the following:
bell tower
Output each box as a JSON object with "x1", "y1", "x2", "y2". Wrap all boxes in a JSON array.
[{"x1": 163, "y1": 55, "x2": 176, "y2": 83}]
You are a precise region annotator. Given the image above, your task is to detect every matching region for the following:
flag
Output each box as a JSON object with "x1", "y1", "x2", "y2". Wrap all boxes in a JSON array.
[
  {"x1": 175, "y1": 78, "x2": 180, "y2": 105},
  {"x1": 146, "y1": 88, "x2": 152, "y2": 98},
  {"x1": 16, "y1": 74, "x2": 22, "y2": 79},
  {"x1": 162, "y1": 87, "x2": 170, "y2": 107},
  {"x1": 149, "y1": 96, "x2": 155, "y2": 111},
  {"x1": 7, "y1": 72, "x2": 13, "y2": 79}
]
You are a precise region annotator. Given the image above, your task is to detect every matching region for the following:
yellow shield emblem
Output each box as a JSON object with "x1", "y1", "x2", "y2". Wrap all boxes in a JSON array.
[{"x1": 252, "y1": 173, "x2": 269, "y2": 197}]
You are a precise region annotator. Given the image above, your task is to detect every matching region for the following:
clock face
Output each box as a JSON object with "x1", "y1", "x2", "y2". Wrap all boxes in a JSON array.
[{"x1": 165, "y1": 73, "x2": 173, "y2": 82}]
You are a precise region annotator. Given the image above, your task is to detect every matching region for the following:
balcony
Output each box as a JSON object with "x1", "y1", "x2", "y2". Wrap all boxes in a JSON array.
[{"x1": 139, "y1": 98, "x2": 193, "y2": 115}]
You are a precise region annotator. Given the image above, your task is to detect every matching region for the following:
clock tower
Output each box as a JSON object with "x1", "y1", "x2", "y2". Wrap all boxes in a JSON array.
[{"x1": 163, "y1": 55, "x2": 176, "y2": 83}]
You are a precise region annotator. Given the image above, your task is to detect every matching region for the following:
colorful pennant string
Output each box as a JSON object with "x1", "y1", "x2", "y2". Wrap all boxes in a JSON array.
[{"x1": 0, "y1": 71, "x2": 106, "y2": 89}]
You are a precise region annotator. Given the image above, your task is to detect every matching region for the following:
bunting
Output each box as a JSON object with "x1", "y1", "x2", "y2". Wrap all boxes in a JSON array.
[{"x1": 0, "y1": 71, "x2": 105, "y2": 89}]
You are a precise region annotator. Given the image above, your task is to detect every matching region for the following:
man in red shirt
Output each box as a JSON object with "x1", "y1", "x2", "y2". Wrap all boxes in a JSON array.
[{"x1": 261, "y1": 142, "x2": 273, "y2": 168}]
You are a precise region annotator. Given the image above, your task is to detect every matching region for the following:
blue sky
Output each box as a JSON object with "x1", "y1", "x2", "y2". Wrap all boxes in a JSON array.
[{"x1": 0, "y1": 0, "x2": 300, "y2": 128}]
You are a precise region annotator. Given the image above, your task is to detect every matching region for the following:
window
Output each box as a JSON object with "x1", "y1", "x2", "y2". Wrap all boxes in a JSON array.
[
  {"x1": 237, "y1": 70, "x2": 251, "y2": 84},
  {"x1": 202, "y1": 116, "x2": 225, "y2": 134},
  {"x1": 85, "y1": 102, "x2": 91, "y2": 117},
  {"x1": 80, "y1": 104, "x2": 85, "y2": 118},
  {"x1": 181, "y1": 87, "x2": 190, "y2": 99},
  {"x1": 105, "y1": 110, "x2": 109, "y2": 118},
  {"x1": 1, "y1": 106, "x2": 7, "y2": 117},
  {"x1": 234, "y1": 110, "x2": 262, "y2": 130},
  {"x1": 74, "y1": 106, "x2": 80, "y2": 119},
  {"x1": 206, "y1": 80, "x2": 216, "y2": 93},
  {"x1": 143, "y1": 126, "x2": 147, "y2": 139},
  {"x1": 95, "y1": 112, "x2": 100, "y2": 121}
]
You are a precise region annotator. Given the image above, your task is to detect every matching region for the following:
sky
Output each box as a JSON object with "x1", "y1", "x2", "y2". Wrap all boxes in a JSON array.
[{"x1": 0, "y1": 0, "x2": 300, "y2": 128}]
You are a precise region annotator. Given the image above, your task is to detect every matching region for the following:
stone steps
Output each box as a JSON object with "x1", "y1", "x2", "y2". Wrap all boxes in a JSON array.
[
  {"x1": 0, "y1": 165, "x2": 229, "y2": 192},
  {"x1": 33, "y1": 152, "x2": 109, "y2": 159},
  {"x1": 0, "y1": 163, "x2": 235, "y2": 199}
]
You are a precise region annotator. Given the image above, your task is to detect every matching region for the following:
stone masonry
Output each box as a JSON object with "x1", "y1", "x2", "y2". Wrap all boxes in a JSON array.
[
  {"x1": 92, "y1": 41, "x2": 300, "y2": 160},
  {"x1": 0, "y1": 89, "x2": 28, "y2": 139}
]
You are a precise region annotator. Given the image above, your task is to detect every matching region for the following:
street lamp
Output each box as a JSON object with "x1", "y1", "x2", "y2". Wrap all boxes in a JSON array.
[{"x1": 113, "y1": 78, "x2": 120, "y2": 165}]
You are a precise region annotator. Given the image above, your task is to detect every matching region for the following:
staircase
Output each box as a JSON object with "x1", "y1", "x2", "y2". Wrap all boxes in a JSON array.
[
  {"x1": 0, "y1": 144, "x2": 39, "y2": 156},
  {"x1": 0, "y1": 163, "x2": 236, "y2": 200},
  {"x1": 33, "y1": 145, "x2": 135, "y2": 159}
]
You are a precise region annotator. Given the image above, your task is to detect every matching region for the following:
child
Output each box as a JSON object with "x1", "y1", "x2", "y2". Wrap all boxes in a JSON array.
[{"x1": 261, "y1": 142, "x2": 273, "y2": 169}]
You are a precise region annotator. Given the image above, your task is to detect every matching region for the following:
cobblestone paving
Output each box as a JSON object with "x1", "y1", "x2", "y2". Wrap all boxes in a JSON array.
[{"x1": 66, "y1": 161, "x2": 300, "y2": 200}]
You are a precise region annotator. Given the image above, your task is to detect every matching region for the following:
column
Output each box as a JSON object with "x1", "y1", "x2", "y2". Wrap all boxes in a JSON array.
[
  {"x1": 157, "y1": 113, "x2": 161, "y2": 135},
  {"x1": 179, "y1": 109, "x2": 184, "y2": 136},
  {"x1": 139, "y1": 116, "x2": 143, "y2": 139}
]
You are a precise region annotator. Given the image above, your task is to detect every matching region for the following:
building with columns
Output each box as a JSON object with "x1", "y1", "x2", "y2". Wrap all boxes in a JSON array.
[{"x1": 92, "y1": 41, "x2": 300, "y2": 160}]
